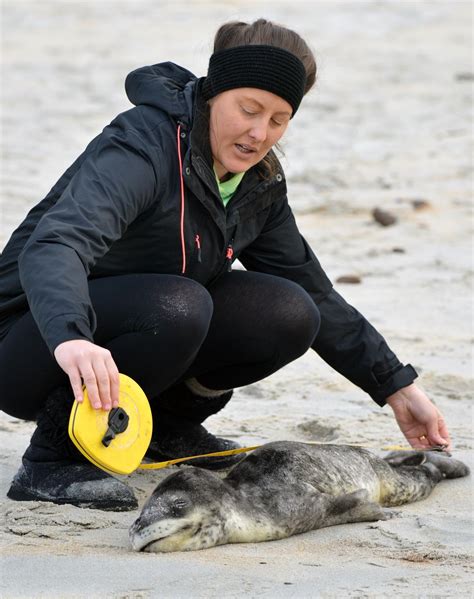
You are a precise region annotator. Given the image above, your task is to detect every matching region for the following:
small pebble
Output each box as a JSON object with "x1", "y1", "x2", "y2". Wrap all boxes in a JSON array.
[
  {"x1": 372, "y1": 207, "x2": 397, "y2": 226},
  {"x1": 392, "y1": 247, "x2": 406, "y2": 253},
  {"x1": 336, "y1": 275, "x2": 362, "y2": 284},
  {"x1": 411, "y1": 199, "x2": 431, "y2": 210},
  {"x1": 455, "y1": 72, "x2": 474, "y2": 81}
]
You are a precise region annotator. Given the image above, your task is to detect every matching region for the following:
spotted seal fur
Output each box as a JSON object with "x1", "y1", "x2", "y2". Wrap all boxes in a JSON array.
[{"x1": 130, "y1": 441, "x2": 469, "y2": 552}]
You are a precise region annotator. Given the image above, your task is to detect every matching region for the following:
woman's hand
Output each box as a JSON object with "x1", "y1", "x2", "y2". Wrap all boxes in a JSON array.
[
  {"x1": 54, "y1": 339, "x2": 120, "y2": 410},
  {"x1": 386, "y1": 383, "x2": 452, "y2": 451}
]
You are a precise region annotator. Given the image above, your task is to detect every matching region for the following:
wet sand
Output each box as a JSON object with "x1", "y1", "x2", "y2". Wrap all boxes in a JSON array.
[{"x1": 1, "y1": 1, "x2": 473, "y2": 597}]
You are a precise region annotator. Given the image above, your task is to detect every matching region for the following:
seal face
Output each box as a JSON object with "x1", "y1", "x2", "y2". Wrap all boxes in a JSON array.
[
  {"x1": 130, "y1": 468, "x2": 233, "y2": 552},
  {"x1": 130, "y1": 441, "x2": 469, "y2": 553}
]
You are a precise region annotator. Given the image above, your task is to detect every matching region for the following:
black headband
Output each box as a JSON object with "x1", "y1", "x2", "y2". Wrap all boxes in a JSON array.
[{"x1": 202, "y1": 45, "x2": 306, "y2": 117}]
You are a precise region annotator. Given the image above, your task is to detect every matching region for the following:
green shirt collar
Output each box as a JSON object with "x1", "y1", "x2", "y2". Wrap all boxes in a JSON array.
[{"x1": 214, "y1": 167, "x2": 246, "y2": 207}]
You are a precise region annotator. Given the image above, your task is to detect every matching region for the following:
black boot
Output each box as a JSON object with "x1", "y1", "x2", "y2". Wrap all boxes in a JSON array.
[
  {"x1": 7, "y1": 387, "x2": 137, "y2": 511},
  {"x1": 146, "y1": 384, "x2": 244, "y2": 470}
]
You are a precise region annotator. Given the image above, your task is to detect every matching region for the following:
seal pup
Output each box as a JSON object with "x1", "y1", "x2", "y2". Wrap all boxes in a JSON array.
[{"x1": 130, "y1": 441, "x2": 469, "y2": 553}]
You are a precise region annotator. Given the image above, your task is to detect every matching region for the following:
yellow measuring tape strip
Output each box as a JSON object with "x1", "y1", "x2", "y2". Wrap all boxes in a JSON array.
[
  {"x1": 138, "y1": 442, "x2": 420, "y2": 470},
  {"x1": 138, "y1": 445, "x2": 262, "y2": 470}
]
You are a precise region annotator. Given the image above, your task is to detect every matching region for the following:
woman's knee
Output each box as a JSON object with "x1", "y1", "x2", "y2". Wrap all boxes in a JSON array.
[
  {"x1": 209, "y1": 271, "x2": 320, "y2": 355},
  {"x1": 92, "y1": 274, "x2": 214, "y2": 345},
  {"x1": 166, "y1": 279, "x2": 214, "y2": 344},
  {"x1": 273, "y1": 282, "x2": 320, "y2": 356},
  {"x1": 134, "y1": 277, "x2": 213, "y2": 345}
]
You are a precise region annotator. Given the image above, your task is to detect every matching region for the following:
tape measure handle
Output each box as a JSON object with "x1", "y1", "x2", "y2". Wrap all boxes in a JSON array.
[{"x1": 101, "y1": 407, "x2": 130, "y2": 447}]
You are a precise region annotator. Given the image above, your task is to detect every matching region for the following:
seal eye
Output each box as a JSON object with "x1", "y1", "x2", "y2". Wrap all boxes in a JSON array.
[{"x1": 170, "y1": 499, "x2": 189, "y2": 517}]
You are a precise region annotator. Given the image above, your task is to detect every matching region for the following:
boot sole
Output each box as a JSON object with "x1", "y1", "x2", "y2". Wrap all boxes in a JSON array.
[{"x1": 7, "y1": 483, "x2": 138, "y2": 512}]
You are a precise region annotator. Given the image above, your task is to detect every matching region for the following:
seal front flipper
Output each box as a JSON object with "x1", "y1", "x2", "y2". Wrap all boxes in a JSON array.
[{"x1": 323, "y1": 489, "x2": 386, "y2": 527}]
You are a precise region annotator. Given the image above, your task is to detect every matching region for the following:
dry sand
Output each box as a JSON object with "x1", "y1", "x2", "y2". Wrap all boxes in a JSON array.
[{"x1": 0, "y1": 1, "x2": 473, "y2": 597}]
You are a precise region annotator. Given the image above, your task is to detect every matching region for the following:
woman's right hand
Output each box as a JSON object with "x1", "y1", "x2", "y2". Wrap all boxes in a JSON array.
[{"x1": 54, "y1": 339, "x2": 120, "y2": 410}]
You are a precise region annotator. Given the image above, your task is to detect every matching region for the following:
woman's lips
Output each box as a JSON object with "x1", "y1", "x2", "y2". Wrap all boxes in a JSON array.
[{"x1": 235, "y1": 143, "x2": 257, "y2": 154}]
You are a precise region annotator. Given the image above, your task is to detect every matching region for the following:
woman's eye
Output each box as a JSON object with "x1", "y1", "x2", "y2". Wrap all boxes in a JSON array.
[
  {"x1": 241, "y1": 107, "x2": 256, "y2": 116},
  {"x1": 271, "y1": 119, "x2": 283, "y2": 126}
]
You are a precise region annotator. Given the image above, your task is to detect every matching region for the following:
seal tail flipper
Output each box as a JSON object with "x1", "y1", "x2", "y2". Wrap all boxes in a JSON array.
[
  {"x1": 324, "y1": 489, "x2": 386, "y2": 527},
  {"x1": 384, "y1": 450, "x2": 470, "y2": 479},
  {"x1": 422, "y1": 451, "x2": 470, "y2": 479}
]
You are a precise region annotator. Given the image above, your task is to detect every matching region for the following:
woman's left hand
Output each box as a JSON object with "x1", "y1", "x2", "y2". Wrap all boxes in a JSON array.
[{"x1": 386, "y1": 383, "x2": 452, "y2": 451}]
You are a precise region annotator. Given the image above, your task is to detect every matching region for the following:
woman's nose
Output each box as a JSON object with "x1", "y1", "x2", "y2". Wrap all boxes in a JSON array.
[{"x1": 248, "y1": 120, "x2": 268, "y2": 143}]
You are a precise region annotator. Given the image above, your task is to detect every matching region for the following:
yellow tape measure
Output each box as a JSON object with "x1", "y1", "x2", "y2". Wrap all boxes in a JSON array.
[
  {"x1": 68, "y1": 373, "x2": 261, "y2": 475},
  {"x1": 69, "y1": 374, "x2": 153, "y2": 474}
]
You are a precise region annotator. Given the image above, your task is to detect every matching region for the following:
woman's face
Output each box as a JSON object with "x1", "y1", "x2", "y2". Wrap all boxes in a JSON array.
[{"x1": 209, "y1": 87, "x2": 292, "y2": 180}]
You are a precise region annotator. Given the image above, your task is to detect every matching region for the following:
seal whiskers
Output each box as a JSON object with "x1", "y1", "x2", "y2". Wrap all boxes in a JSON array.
[{"x1": 130, "y1": 441, "x2": 469, "y2": 552}]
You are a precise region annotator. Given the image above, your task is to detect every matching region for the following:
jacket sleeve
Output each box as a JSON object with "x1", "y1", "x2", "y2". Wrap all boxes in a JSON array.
[
  {"x1": 239, "y1": 195, "x2": 417, "y2": 406},
  {"x1": 18, "y1": 127, "x2": 158, "y2": 354}
]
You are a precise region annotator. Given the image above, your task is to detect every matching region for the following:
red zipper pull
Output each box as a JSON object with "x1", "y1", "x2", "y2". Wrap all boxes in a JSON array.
[
  {"x1": 226, "y1": 241, "x2": 234, "y2": 272},
  {"x1": 195, "y1": 234, "x2": 202, "y2": 263}
]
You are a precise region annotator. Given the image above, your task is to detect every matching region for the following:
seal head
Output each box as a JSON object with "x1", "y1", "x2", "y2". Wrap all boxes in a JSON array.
[{"x1": 130, "y1": 468, "x2": 233, "y2": 552}]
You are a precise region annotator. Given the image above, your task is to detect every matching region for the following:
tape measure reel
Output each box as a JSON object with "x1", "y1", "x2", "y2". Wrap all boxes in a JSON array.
[{"x1": 68, "y1": 373, "x2": 152, "y2": 475}]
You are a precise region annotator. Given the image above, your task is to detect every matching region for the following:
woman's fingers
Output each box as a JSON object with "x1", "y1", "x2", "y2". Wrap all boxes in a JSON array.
[
  {"x1": 91, "y1": 358, "x2": 113, "y2": 410},
  {"x1": 426, "y1": 412, "x2": 451, "y2": 450},
  {"x1": 106, "y1": 354, "x2": 120, "y2": 408},
  {"x1": 68, "y1": 367, "x2": 85, "y2": 404},
  {"x1": 387, "y1": 384, "x2": 453, "y2": 453},
  {"x1": 81, "y1": 363, "x2": 103, "y2": 409},
  {"x1": 438, "y1": 423, "x2": 452, "y2": 451},
  {"x1": 408, "y1": 434, "x2": 431, "y2": 450},
  {"x1": 54, "y1": 340, "x2": 121, "y2": 411},
  {"x1": 402, "y1": 414, "x2": 451, "y2": 452}
]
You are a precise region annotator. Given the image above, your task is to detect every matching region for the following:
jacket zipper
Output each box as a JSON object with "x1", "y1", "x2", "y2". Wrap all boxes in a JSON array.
[
  {"x1": 176, "y1": 123, "x2": 186, "y2": 274},
  {"x1": 195, "y1": 233, "x2": 202, "y2": 263},
  {"x1": 226, "y1": 239, "x2": 234, "y2": 272}
]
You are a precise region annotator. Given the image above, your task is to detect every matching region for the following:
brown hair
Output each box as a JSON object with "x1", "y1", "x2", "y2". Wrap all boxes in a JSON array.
[{"x1": 210, "y1": 19, "x2": 317, "y2": 176}]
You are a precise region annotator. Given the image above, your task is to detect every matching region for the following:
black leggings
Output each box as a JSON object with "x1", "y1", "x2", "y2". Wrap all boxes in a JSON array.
[{"x1": 0, "y1": 271, "x2": 320, "y2": 421}]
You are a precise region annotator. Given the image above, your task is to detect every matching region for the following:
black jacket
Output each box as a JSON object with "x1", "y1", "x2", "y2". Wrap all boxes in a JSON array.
[{"x1": 0, "y1": 62, "x2": 416, "y2": 406}]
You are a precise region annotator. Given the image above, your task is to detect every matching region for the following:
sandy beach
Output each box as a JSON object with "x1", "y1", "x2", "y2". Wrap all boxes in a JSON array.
[{"x1": 0, "y1": 1, "x2": 473, "y2": 597}]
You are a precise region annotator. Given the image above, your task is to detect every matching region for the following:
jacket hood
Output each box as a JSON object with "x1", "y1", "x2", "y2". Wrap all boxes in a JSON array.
[{"x1": 125, "y1": 62, "x2": 199, "y2": 126}]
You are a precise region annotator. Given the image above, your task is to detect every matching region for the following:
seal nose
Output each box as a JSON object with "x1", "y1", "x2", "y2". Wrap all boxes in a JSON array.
[{"x1": 129, "y1": 517, "x2": 140, "y2": 537}]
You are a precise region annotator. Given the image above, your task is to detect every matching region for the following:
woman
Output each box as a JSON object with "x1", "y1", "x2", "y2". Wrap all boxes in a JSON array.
[{"x1": 0, "y1": 19, "x2": 450, "y2": 511}]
